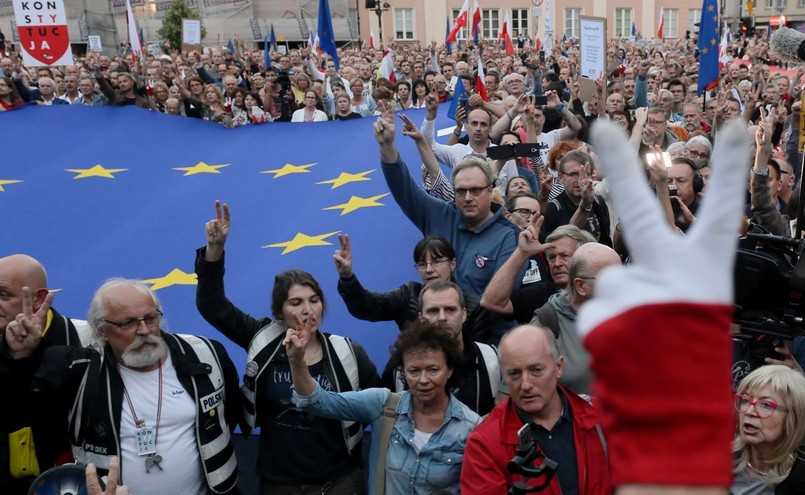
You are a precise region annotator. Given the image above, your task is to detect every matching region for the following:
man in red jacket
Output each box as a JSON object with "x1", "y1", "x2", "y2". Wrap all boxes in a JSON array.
[{"x1": 461, "y1": 324, "x2": 611, "y2": 494}]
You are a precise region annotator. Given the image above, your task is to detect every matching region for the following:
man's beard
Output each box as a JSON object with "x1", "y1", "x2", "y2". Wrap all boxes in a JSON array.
[{"x1": 121, "y1": 334, "x2": 168, "y2": 369}]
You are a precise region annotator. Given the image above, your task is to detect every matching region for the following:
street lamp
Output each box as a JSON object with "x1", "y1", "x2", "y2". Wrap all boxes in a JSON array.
[{"x1": 367, "y1": 0, "x2": 390, "y2": 49}]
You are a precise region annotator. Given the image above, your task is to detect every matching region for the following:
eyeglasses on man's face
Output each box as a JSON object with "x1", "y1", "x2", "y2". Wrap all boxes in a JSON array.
[
  {"x1": 103, "y1": 311, "x2": 163, "y2": 332},
  {"x1": 455, "y1": 184, "x2": 492, "y2": 197}
]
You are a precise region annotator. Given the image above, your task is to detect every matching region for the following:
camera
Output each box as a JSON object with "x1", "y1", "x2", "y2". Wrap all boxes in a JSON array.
[{"x1": 732, "y1": 230, "x2": 805, "y2": 384}]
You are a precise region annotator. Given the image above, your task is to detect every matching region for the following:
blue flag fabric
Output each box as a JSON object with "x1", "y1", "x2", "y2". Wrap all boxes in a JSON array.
[
  {"x1": 446, "y1": 17, "x2": 453, "y2": 54},
  {"x1": 264, "y1": 36, "x2": 271, "y2": 69},
  {"x1": 0, "y1": 105, "x2": 464, "y2": 372},
  {"x1": 318, "y1": 0, "x2": 340, "y2": 70},
  {"x1": 447, "y1": 76, "x2": 467, "y2": 120},
  {"x1": 697, "y1": 0, "x2": 720, "y2": 95},
  {"x1": 270, "y1": 23, "x2": 278, "y2": 52},
  {"x1": 631, "y1": 21, "x2": 637, "y2": 36},
  {"x1": 227, "y1": 39, "x2": 235, "y2": 54}
]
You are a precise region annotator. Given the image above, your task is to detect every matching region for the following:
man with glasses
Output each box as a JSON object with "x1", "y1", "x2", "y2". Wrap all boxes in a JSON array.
[
  {"x1": 639, "y1": 107, "x2": 678, "y2": 154},
  {"x1": 376, "y1": 105, "x2": 519, "y2": 299},
  {"x1": 530, "y1": 242, "x2": 621, "y2": 395},
  {"x1": 544, "y1": 150, "x2": 613, "y2": 246},
  {"x1": 3, "y1": 278, "x2": 241, "y2": 495}
]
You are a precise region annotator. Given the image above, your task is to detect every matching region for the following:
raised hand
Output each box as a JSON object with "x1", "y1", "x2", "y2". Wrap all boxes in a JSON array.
[
  {"x1": 399, "y1": 113, "x2": 425, "y2": 141},
  {"x1": 204, "y1": 200, "x2": 230, "y2": 262},
  {"x1": 87, "y1": 457, "x2": 128, "y2": 495},
  {"x1": 579, "y1": 119, "x2": 750, "y2": 489},
  {"x1": 333, "y1": 233, "x2": 354, "y2": 279},
  {"x1": 283, "y1": 311, "x2": 314, "y2": 362},
  {"x1": 517, "y1": 214, "x2": 554, "y2": 257},
  {"x1": 424, "y1": 93, "x2": 439, "y2": 114},
  {"x1": 5, "y1": 287, "x2": 51, "y2": 359}
]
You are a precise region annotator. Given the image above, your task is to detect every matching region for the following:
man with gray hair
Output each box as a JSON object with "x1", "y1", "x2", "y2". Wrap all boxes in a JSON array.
[
  {"x1": 461, "y1": 324, "x2": 611, "y2": 493},
  {"x1": 530, "y1": 242, "x2": 621, "y2": 394},
  {"x1": 376, "y1": 105, "x2": 519, "y2": 298},
  {"x1": 482, "y1": 219, "x2": 596, "y2": 324},
  {"x1": 3, "y1": 278, "x2": 241, "y2": 495},
  {"x1": 31, "y1": 77, "x2": 68, "y2": 105}
]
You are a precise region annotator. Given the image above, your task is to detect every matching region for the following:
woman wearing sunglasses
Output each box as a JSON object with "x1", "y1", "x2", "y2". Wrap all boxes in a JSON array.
[{"x1": 732, "y1": 365, "x2": 805, "y2": 494}]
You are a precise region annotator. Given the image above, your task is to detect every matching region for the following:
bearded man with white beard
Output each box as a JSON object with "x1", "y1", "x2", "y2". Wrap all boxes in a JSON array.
[{"x1": 2, "y1": 278, "x2": 242, "y2": 495}]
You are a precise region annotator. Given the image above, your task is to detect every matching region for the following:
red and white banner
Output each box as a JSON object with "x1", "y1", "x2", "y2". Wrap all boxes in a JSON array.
[{"x1": 13, "y1": 0, "x2": 72, "y2": 67}]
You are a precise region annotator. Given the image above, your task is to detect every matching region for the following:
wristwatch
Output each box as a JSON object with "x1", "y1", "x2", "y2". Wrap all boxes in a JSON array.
[{"x1": 751, "y1": 168, "x2": 770, "y2": 176}]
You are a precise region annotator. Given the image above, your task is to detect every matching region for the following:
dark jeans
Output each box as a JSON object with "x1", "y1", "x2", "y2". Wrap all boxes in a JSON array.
[{"x1": 259, "y1": 468, "x2": 365, "y2": 495}]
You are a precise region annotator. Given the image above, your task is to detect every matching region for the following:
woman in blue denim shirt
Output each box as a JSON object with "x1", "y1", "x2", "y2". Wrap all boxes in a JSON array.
[{"x1": 288, "y1": 317, "x2": 481, "y2": 495}]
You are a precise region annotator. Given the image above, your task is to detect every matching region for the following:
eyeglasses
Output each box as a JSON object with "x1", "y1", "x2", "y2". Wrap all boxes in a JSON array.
[
  {"x1": 103, "y1": 311, "x2": 163, "y2": 332},
  {"x1": 455, "y1": 184, "x2": 492, "y2": 197},
  {"x1": 415, "y1": 258, "x2": 451, "y2": 271},
  {"x1": 561, "y1": 171, "x2": 582, "y2": 179},
  {"x1": 734, "y1": 394, "x2": 787, "y2": 418},
  {"x1": 648, "y1": 119, "x2": 666, "y2": 125},
  {"x1": 512, "y1": 208, "x2": 538, "y2": 218},
  {"x1": 687, "y1": 150, "x2": 710, "y2": 159}
]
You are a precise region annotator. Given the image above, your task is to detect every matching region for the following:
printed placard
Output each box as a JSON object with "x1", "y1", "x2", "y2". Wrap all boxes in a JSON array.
[
  {"x1": 13, "y1": 0, "x2": 72, "y2": 66},
  {"x1": 88, "y1": 34, "x2": 101, "y2": 52}
]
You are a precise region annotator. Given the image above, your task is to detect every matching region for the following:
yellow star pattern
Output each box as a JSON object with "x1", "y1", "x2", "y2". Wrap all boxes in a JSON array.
[
  {"x1": 66, "y1": 164, "x2": 128, "y2": 179},
  {"x1": 707, "y1": 4, "x2": 714, "y2": 10},
  {"x1": 0, "y1": 179, "x2": 22, "y2": 191},
  {"x1": 260, "y1": 163, "x2": 317, "y2": 178},
  {"x1": 141, "y1": 268, "x2": 198, "y2": 290},
  {"x1": 173, "y1": 161, "x2": 231, "y2": 176},
  {"x1": 316, "y1": 169, "x2": 376, "y2": 189},
  {"x1": 322, "y1": 193, "x2": 390, "y2": 216},
  {"x1": 264, "y1": 231, "x2": 340, "y2": 255},
  {"x1": 702, "y1": 47, "x2": 709, "y2": 54},
  {"x1": 713, "y1": 15, "x2": 718, "y2": 22},
  {"x1": 711, "y1": 38, "x2": 717, "y2": 45}
]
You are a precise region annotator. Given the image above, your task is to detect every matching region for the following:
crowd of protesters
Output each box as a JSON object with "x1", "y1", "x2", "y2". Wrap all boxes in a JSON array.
[{"x1": 5, "y1": 25, "x2": 805, "y2": 495}]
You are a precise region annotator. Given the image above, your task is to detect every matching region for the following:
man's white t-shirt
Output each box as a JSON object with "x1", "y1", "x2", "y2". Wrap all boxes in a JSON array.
[{"x1": 118, "y1": 353, "x2": 205, "y2": 495}]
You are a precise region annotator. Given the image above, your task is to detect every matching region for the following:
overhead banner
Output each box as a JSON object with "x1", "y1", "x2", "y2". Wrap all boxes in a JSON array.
[{"x1": 12, "y1": 0, "x2": 72, "y2": 66}]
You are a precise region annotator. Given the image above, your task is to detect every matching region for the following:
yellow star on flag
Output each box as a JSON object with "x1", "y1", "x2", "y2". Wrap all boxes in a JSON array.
[
  {"x1": 141, "y1": 268, "x2": 198, "y2": 290},
  {"x1": 260, "y1": 163, "x2": 317, "y2": 178},
  {"x1": 316, "y1": 169, "x2": 376, "y2": 189},
  {"x1": 66, "y1": 164, "x2": 128, "y2": 179},
  {"x1": 173, "y1": 161, "x2": 231, "y2": 176},
  {"x1": 702, "y1": 47, "x2": 709, "y2": 54},
  {"x1": 707, "y1": 4, "x2": 714, "y2": 11},
  {"x1": 323, "y1": 193, "x2": 390, "y2": 216},
  {"x1": 711, "y1": 38, "x2": 717, "y2": 45},
  {"x1": 0, "y1": 179, "x2": 22, "y2": 191},
  {"x1": 264, "y1": 231, "x2": 340, "y2": 255}
]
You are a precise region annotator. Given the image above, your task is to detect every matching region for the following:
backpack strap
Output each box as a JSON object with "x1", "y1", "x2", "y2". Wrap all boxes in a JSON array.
[
  {"x1": 373, "y1": 392, "x2": 401, "y2": 495},
  {"x1": 475, "y1": 342, "x2": 501, "y2": 397}
]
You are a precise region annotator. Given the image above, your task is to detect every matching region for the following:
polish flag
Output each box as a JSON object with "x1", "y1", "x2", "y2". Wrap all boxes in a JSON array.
[
  {"x1": 657, "y1": 7, "x2": 665, "y2": 39},
  {"x1": 471, "y1": 0, "x2": 482, "y2": 42},
  {"x1": 125, "y1": 0, "x2": 142, "y2": 63},
  {"x1": 718, "y1": 23, "x2": 732, "y2": 69},
  {"x1": 476, "y1": 54, "x2": 488, "y2": 101},
  {"x1": 314, "y1": 32, "x2": 324, "y2": 55},
  {"x1": 498, "y1": 9, "x2": 514, "y2": 55},
  {"x1": 381, "y1": 49, "x2": 396, "y2": 83},
  {"x1": 308, "y1": 29, "x2": 316, "y2": 51},
  {"x1": 369, "y1": 28, "x2": 376, "y2": 49},
  {"x1": 447, "y1": 0, "x2": 470, "y2": 42}
]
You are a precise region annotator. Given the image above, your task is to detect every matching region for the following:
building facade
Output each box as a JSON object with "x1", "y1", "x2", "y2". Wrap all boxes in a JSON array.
[{"x1": 1, "y1": 0, "x2": 805, "y2": 57}]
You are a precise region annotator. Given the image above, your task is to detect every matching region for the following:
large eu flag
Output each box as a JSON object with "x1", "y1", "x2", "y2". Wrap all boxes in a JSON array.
[
  {"x1": 0, "y1": 105, "x2": 458, "y2": 371},
  {"x1": 697, "y1": 0, "x2": 720, "y2": 95}
]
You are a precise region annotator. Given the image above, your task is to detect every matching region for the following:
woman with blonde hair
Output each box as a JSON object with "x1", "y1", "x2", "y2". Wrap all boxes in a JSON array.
[{"x1": 732, "y1": 365, "x2": 805, "y2": 494}]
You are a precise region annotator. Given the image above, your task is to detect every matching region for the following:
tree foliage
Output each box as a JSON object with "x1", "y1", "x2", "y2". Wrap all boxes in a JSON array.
[{"x1": 157, "y1": 0, "x2": 206, "y2": 51}]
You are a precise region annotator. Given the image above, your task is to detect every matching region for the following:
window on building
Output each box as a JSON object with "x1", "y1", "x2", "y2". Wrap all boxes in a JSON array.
[
  {"x1": 394, "y1": 8, "x2": 414, "y2": 40},
  {"x1": 615, "y1": 8, "x2": 632, "y2": 38},
  {"x1": 688, "y1": 9, "x2": 701, "y2": 34},
  {"x1": 482, "y1": 9, "x2": 500, "y2": 40},
  {"x1": 765, "y1": 0, "x2": 786, "y2": 7},
  {"x1": 663, "y1": 9, "x2": 679, "y2": 38},
  {"x1": 565, "y1": 8, "x2": 581, "y2": 38},
  {"x1": 451, "y1": 8, "x2": 469, "y2": 40},
  {"x1": 511, "y1": 8, "x2": 529, "y2": 39}
]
